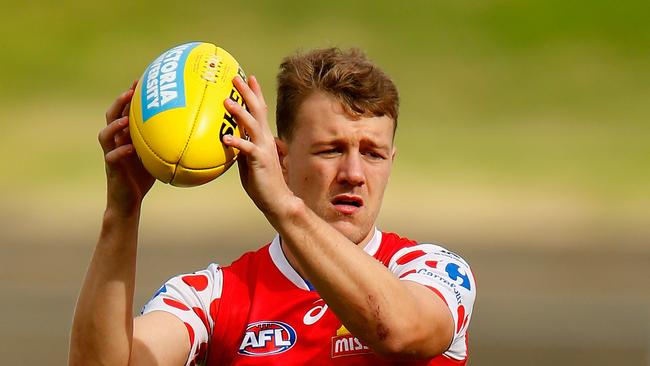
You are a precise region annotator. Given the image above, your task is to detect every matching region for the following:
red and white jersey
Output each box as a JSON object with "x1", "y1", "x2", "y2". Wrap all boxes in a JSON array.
[{"x1": 142, "y1": 229, "x2": 476, "y2": 365}]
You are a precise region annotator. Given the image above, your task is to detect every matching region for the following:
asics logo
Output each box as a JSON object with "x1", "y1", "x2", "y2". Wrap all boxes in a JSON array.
[{"x1": 303, "y1": 300, "x2": 328, "y2": 325}]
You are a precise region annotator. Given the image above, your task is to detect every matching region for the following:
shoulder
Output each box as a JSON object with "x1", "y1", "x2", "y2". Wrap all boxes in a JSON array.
[
  {"x1": 141, "y1": 242, "x2": 272, "y2": 318},
  {"x1": 386, "y1": 238, "x2": 475, "y2": 297},
  {"x1": 372, "y1": 231, "x2": 418, "y2": 264},
  {"x1": 378, "y1": 231, "x2": 477, "y2": 323},
  {"x1": 380, "y1": 233, "x2": 476, "y2": 361},
  {"x1": 139, "y1": 244, "x2": 273, "y2": 365},
  {"x1": 221, "y1": 243, "x2": 271, "y2": 277},
  {"x1": 377, "y1": 231, "x2": 472, "y2": 271}
]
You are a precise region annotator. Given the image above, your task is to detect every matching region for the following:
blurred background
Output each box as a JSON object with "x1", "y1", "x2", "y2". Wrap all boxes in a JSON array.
[{"x1": 1, "y1": 0, "x2": 648, "y2": 364}]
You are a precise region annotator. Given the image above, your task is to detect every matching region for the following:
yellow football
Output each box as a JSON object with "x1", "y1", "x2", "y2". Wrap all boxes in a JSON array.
[{"x1": 129, "y1": 42, "x2": 245, "y2": 187}]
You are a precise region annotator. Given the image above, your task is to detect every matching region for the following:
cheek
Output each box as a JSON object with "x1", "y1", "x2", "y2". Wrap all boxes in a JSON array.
[
  {"x1": 288, "y1": 158, "x2": 336, "y2": 195},
  {"x1": 287, "y1": 162, "x2": 318, "y2": 194},
  {"x1": 368, "y1": 168, "x2": 392, "y2": 194}
]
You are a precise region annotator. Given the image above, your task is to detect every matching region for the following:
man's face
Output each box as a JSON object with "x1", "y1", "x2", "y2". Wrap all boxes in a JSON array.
[{"x1": 279, "y1": 92, "x2": 396, "y2": 245}]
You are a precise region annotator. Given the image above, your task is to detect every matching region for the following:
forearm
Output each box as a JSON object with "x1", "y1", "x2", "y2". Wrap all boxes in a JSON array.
[
  {"x1": 69, "y1": 208, "x2": 140, "y2": 366},
  {"x1": 269, "y1": 199, "x2": 423, "y2": 354}
]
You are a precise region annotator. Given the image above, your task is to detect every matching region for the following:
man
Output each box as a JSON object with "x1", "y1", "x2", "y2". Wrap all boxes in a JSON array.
[{"x1": 69, "y1": 48, "x2": 475, "y2": 366}]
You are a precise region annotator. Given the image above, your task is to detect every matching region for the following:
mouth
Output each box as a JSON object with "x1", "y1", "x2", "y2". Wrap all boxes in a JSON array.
[{"x1": 331, "y1": 194, "x2": 364, "y2": 214}]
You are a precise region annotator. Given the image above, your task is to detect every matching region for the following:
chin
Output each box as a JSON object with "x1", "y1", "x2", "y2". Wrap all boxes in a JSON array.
[{"x1": 330, "y1": 221, "x2": 372, "y2": 245}]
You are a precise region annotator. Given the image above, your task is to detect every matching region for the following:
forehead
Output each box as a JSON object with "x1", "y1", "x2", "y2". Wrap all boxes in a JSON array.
[{"x1": 290, "y1": 92, "x2": 395, "y2": 146}]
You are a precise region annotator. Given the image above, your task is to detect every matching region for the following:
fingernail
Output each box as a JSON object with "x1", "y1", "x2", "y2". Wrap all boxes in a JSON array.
[{"x1": 222, "y1": 135, "x2": 232, "y2": 143}]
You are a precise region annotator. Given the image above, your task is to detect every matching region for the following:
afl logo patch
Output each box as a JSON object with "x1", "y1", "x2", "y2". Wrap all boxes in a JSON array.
[{"x1": 238, "y1": 321, "x2": 297, "y2": 356}]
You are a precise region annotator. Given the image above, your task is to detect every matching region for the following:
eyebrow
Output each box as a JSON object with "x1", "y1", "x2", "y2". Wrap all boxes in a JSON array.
[
  {"x1": 360, "y1": 138, "x2": 391, "y2": 150},
  {"x1": 311, "y1": 138, "x2": 391, "y2": 151}
]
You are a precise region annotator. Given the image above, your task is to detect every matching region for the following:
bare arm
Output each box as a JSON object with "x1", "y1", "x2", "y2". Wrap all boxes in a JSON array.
[
  {"x1": 273, "y1": 205, "x2": 453, "y2": 357},
  {"x1": 69, "y1": 85, "x2": 188, "y2": 366},
  {"x1": 223, "y1": 75, "x2": 454, "y2": 358}
]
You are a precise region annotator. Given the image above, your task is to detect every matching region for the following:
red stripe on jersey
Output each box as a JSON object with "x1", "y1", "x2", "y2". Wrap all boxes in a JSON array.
[
  {"x1": 182, "y1": 274, "x2": 209, "y2": 291},
  {"x1": 462, "y1": 314, "x2": 470, "y2": 333},
  {"x1": 456, "y1": 305, "x2": 466, "y2": 334},
  {"x1": 184, "y1": 322, "x2": 195, "y2": 347},
  {"x1": 163, "y1": 297, "x2": 190, "y2": 311},
  {"x1": 193, "y1": 307, "x2": 210, "y2": 335},
  {"x1": 424, "y1": 285, "x2": 448, "y2": 306},
  {"x1": 209, "y1": 298, "x2": 220, "y2": 324},
  {"x1": 425, "y1": 260, "x2": 438, "y2": 268},
  {"x1": 399, "y1": 269, "x2": 417, "y2": 278},
  {"x1": 396, "y1": 250, "x2": 426, "y2": 265}
]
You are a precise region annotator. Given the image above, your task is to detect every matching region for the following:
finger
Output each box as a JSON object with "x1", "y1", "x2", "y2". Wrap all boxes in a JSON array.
[
  {"x1": 248, "y1": 75, "x2": 273, "y2": 135},
  {"x1": 115, "y1": 126, "x2": 131, "y2": 147},
  {"x1": 98, "y1": 116, "x2": 129, "y2": 153},
  {"x1": 121, "y1": 101, "x2": 131, "y2": 118},
  {"x1": 121, "y1": 80, "x2": 139, "y2": 117},
  {"x1": 224, "y1": 99, "x2": 261, "y2": 142},
  {"x1": 106, "y1": 88, "x2": 135, "y2": 124},
  {"x1": 104, "y1": 144, "x2": 135, "y2": 166},
  {"x1": 222, "y1": 134, "x2": 256, "y2": 156},
  {"x1": 248, "y1": 75, "x2": 267, "y2": 109},
  {"x1": 232, "y1": 75, "x2": 264, "y2": 122}
]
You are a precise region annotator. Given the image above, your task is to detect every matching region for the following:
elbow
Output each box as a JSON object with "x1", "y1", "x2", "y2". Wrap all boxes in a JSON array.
[
  {"x1": 370, "y1": 318, "x2": 452, "y2": 359},
  {"x1": 68, "y1": 331, "x2": 131, "y2": 366},
  {"x1": 372, "y1": 337, "x2": 437, "y2": 360}
]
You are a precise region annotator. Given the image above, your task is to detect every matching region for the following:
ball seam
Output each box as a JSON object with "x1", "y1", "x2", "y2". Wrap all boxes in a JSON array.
[
  {"x1": 171, "y1": 80, "x2": 209, "y2": 181},
  {"x1": 177, "y1": 158, "x2": 237, "y2": 171}
]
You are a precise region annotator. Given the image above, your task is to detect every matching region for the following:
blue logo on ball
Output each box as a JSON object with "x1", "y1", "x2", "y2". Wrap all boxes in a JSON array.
[{"x1": 141, "y1": 42, "x2": 200, "y2": 122}]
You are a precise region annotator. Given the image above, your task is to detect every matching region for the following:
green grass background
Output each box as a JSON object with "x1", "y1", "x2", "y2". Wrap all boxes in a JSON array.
[{"x1": 2, "y1": 0, "x2": 648, "y2": 206}]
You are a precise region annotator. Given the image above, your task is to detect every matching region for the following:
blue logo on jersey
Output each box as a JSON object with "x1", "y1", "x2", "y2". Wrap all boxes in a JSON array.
[
  {"x1": 238, "y1": 321, "x2": 297, "y2": 356},
  {"x1": 445, "y1": 263, "x2": 471, "y2": 291},
  {"x1": 140, "y1": 42, "x2": 200, "y2": 122}
]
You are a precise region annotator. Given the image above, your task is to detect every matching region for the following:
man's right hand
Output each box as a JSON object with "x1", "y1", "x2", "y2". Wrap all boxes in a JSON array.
[
  {"x1": 70, "y1": 84, "x2": 189, "y2": 366},
  {"x1": 99, "y1": 81, "x2": 155, "y2": 215}
]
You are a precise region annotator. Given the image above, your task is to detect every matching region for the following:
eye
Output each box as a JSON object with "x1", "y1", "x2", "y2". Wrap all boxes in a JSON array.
[
  {"x1": 363, "y1": 150, "x2": 386, "y2": 160},
  {"x1": 317, "y1": 148, "x2": 340, "y2": 156}
]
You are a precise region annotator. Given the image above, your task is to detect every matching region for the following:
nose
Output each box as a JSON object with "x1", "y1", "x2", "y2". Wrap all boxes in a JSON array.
[{"x1": 337, "y1": 152, "x2": 365, "y2": 187}]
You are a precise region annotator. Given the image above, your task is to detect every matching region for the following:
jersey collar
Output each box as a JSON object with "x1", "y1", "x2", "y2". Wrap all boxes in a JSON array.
[{"x1": 268, "y1": 228, "x2": 383, "y2": 291}]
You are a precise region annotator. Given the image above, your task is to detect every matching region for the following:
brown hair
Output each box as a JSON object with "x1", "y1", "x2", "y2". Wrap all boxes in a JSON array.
[{"x1": 276, "y1": 47, "x2": 399, "y2": 141}]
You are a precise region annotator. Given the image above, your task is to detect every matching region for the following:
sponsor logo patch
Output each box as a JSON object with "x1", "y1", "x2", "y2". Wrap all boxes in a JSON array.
[
  {"x1": 445, "y1": 262, "x2": 472, "y2": 291},
  {"x1": 331, "y1": 325, "x2": 371, "y2": 358},
  {"x1": 141, "y1": 42, "x2": 199, "y2": 122},
  {"x1": 238, "y1": 321, "x2": 296, "y2": 356},
  {"x1": 303, "y1": 299, "x2": 328, "y2": 325}
]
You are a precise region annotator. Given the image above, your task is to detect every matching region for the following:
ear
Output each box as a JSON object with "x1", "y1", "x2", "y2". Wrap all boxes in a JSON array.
[
  {"x1": 391, "y1": 145, "x2": 397, "y2": 163},
  {"x1": 275, "y1": 137, "x2": 289, "y2": 179}
]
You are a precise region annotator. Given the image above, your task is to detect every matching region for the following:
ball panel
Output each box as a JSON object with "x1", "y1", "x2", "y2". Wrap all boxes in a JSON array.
[{"x1": 128, "y1": 109, "x2": 177, "y2": 183}]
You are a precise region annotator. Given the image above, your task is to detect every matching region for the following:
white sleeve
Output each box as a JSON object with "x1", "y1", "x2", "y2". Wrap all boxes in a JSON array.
[
  {"x1": 141, "y1": 263, "x2": 223, "y2": 366},
  {"x1": 388, "y1": 244, "x2": 476, "y2": 361}
]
